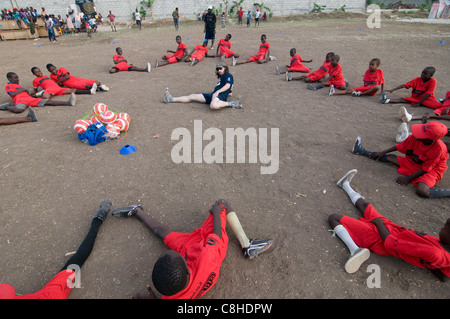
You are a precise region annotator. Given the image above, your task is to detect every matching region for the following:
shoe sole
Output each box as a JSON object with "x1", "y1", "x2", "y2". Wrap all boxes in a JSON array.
[
  {"x1": 396, "y1": 122, "x2": 410, "y2": 143},
  {"x1": 399, "y1": 106, "x2": 412, "y2": 123},
  {"x1": 337, "y1": 169, "x2": 358, "y2": 188},
  {"x1": 344, "y1": 248, "x2": 370, "y2": 274}
]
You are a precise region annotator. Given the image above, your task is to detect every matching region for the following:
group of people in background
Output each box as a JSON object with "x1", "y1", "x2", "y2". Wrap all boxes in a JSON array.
[{"x1": 1, "y1": 6, "x2": 103, "y2": 40}]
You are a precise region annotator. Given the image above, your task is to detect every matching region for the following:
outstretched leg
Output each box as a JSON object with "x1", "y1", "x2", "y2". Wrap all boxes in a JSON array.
[
  {"x1": 60, "y1": 200, "x2": 111, "y2": 271},
  {"x1": 328, "y1": 170, "x2": 370, "y2": 273},
  {"x1": 221, "y1": 200, "x2": 272, "y2": 259}
]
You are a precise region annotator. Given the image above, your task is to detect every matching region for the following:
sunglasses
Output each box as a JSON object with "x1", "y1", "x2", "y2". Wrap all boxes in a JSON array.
[{"x1": 216, "y1": 67, "x2": 224, "y2": 71}]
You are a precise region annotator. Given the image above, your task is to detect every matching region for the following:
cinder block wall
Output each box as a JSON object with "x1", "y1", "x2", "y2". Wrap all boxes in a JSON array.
[{"x1": 0, "y1": 0, "x2": 366, "y2": 22}]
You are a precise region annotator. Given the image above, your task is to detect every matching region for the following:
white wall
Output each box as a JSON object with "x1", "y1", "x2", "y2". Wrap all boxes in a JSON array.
[{"x1": 0, "y1": 0, "x2": 366, "y2": 21}]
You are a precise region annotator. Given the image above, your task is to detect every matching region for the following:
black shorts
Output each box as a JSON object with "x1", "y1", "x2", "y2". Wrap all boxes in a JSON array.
[
  {"x1": 203, "y1": 92, "x2": 229, "y2": 104},
  {"x1": 204, "y1": 30, "x2": 215, "y2": 40}
]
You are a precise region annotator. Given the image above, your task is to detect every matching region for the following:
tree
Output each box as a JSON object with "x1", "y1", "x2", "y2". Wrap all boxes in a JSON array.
[{"x1": 141, "y1": 0, "x2": 155, "y2": 21}]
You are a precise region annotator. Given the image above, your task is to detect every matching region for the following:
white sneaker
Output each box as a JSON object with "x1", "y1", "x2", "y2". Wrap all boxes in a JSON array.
[
  {"x1": 344, "y1": 248, "x2": 370, "y2": 274},
  {"x1": 147, "y1": 62, "x2": 151, "y2": 72},
  {"x1": 276, "y1": 66, "x2": 280, "y2": 75},
  {"x1": 399, "y1": 106, "x2": 412, "y2": 122},
  {"x1": 396, "y1": 122, "x2": 411, "y2": 143},
  {"x1": 232, "y1": 56, "x2": 237, "y2": 66},
  {"x1": 351, "y1": 91, "x2": 361, "y2": 96},
  {"x1": 328, "y1": 85, "x2": 335, "y2": 96},
  {"x1": 99, "y1": 84, "x2": 109, "y2": 91},
  {"x1": 286, "y1": 71, "x2": 292, "y2": 81},
  {"x1": 90, "y1": 82, "x2": 97, "y2": 95},
  {"x1": 35, "y1": 90, "x2": 45, "y2": 97},
  {"x1": 164, "y1": 87, "x2": 173, "y2": 103}
]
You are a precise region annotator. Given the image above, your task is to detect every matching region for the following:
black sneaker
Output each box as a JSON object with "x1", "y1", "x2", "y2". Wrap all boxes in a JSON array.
[
  {"x1": 112, "y1": 204, "x2": 142, "y2": 217},
  {"x1": 95, "y1": 200, "x2": 112, "y2": 221},
  {"x1": 27, "y1": 107, "x2": 38, "y2": 122},
  {"x1": 243, "y1": 238, "x2": 273, "y2": 259}
]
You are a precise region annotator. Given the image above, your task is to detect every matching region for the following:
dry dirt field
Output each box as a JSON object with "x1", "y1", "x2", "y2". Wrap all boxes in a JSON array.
[{"x1": 1, "y1": 13, "x2": 449, "y2": 302}]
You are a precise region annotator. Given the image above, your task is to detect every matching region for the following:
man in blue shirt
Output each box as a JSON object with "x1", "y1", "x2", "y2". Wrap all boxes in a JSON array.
[{"x1": 163, "y1": 62, "x2": 242, "y2": 110}]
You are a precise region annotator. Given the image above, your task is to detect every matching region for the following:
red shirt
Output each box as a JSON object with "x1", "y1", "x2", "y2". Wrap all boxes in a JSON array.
[
  {"x1": 32, "y1": 75, "x2": 60, "y2": 90},
  {"x1": 162, "y1": 211, "x2": 228, "y2": 299},
  {"x1": 194, "y1": 45, "x2": 208, "y2": 57},
  {"x1": 50, "y1": 67, "x2": 71, "y2": 83},
  {"x1": 319, "y1": 61, "x2": 331, "y2": 73},
  {"x1": 5, "y1": 83, "x2": 30, "y2": 104},
  {"x1": 363, "y1": 68, "x2": 384, "y2": 86},
  {"x1": 396, "y1": 135, "x2": 448, "y2": 175},
  {"x1": 107, "y1": 14, "x2": 115, "y2": 22},
  {"x1": 218, "y1": 38, "x2": 231, "y2": 54},
  {"x1": 328, "y1": 64, "x2": 344, "y2": 83},
  {"x1": 405, "y1": 77, "x2": 437, "y2": 99},
  {"x1": 257, "y1": 42, "x2": 270, "y2": 56},
  {"x1": 290, "y1": 54, "x2": 304, "y2": 68},
  {"x1": 174, "y1": 42, "x2": 187, "y2": 57},
  {"x1": 238, "y1": 10, "x2": 243, "y2": 18},
  {"x1": 113, "y1": 54, "x2": 126, "y2": 63},
  {"x1": 384, "y1": 228, "x2": 450, "y2": 276}
]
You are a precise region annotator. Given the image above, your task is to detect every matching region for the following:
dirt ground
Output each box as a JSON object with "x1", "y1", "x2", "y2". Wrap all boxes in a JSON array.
[{"x1": 1, "y1": 14, "x2": 449, "y2": 301}]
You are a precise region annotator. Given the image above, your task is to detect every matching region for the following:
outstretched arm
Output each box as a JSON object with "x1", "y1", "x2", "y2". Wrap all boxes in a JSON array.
[
  {"x1": 134, "y1": 207, "x2": 172, "y2": 240},
  {"x1": 369, "y1": 145, "x2": 397, "y2": 161},
  {"x1": 387, "y1": 84, "x2": 406, "y2": 94},
  {"x1": 210, "y1": 200, "x2": 225, "y2": 238}
]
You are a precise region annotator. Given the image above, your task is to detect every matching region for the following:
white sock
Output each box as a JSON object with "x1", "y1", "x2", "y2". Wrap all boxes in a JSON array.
[
  {"x1": 226, "y1": 212, "x2": 251, "y2": 248},
  {"x1": 333, "y1": 225, "x2": 359, "y2": 256},
  {"x1": 341, "y1": 181, "x2": 362, "y2": 206}
]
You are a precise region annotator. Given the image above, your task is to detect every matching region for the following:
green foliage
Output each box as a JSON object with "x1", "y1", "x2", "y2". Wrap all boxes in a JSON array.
[
  {"x1": 140, "y1": 0, "x2": 155, "y2": 7},
  {"x1": 418, "y1": 0, "x2": 431, "y2": 12},
  {"x1": 253, "y1": 2, "x2": 273, "y2": 16},
  {"x1": 229, "y1": 0, "x2": 245, "y2": 17},
  {"x1": 311, "y1": 2, "x2": 326, "y2": 13}
]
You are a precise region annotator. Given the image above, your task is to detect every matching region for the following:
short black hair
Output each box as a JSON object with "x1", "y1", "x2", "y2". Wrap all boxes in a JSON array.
[
  {"x1": 6, "y1": 72, "x2": 16, "y2": 80},
  {"x1": 370, "y1": 58, "x2": 381, "y2": 66},
  {"x1": 31, "y1": 67, "x2": 40, "y2": 74},
  {"x1": 46, "y1": 63, "x2": 55, "y2": 71},
  {"x1": 424, "y1": 66, "x2": 436, "y2": 76},
  {"x1": 152, "y1": 251, "x2": 188, "y2": 296}
]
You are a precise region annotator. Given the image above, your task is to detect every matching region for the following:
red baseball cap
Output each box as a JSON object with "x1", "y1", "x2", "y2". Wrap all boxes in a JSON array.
[
  {"x1": 411, "y1": 121, "x2": 448, "y2": 140},
  {"x1": 0, "y1": 284, "x2": 16, "y2": 299}
]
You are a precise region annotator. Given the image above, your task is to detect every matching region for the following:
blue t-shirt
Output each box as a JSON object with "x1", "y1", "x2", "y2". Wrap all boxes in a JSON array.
[{"x1": 212, "y1": 73, "x2": 233, "y2": 96}]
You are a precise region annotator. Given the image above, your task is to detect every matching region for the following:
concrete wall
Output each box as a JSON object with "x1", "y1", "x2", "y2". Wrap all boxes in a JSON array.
[{"x1": 0, "y1": 0, "x2": 366, "y2": 21}]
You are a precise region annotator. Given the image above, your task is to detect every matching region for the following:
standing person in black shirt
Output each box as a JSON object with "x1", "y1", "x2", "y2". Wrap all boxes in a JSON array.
[{"x1": 204, "y1": 6, "x2": 216, "y2": 49}]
